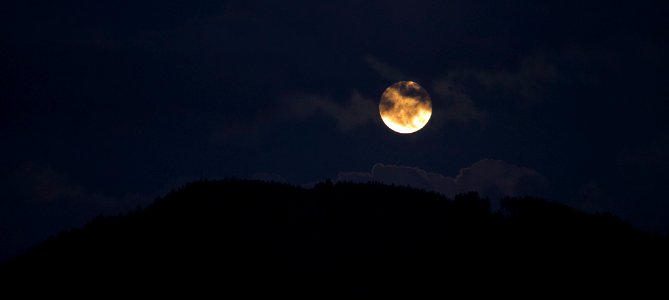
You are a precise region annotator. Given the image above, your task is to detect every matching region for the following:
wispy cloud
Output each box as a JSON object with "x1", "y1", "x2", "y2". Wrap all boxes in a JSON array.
[
  {"x1": 364, "y1": 55, "x2": 408, "y2": 82},
  {"x1": 435, "y1": 53, "x2": 558, "y2": 106},
  {"x1": 431, "y1": 79, "x2": 487, "y2": 125},
  {"x1": 282, "y1": 91, "x2": 379, "y2": 131},
  {"x1": 364, "y1": 54, "x2": 488, "y2": 126},
  {"x1": 338, "y1": 159, "x2": 548, "y2": 199},
  {"x1": 11, "y1": 163, "x2": 146, "y2": 208}
]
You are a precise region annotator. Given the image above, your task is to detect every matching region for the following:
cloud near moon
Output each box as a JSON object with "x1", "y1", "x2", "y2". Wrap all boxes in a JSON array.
[
  {"x1": 379, "y1": 81, "x2": 432, "y2": 134},
  {"x1": 337, "y1": 160, "x2": 549, "y2": 199}
]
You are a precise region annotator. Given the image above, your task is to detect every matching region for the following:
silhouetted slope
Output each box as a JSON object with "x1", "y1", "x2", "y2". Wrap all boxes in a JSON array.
[{"x1": 3, "y1": 180, "x2": 668, "y2": 294}]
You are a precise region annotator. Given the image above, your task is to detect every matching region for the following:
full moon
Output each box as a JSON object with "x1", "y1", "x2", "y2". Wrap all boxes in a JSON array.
[{"x1": 379, "y1": 81, "x2": 432, "y2": 134}]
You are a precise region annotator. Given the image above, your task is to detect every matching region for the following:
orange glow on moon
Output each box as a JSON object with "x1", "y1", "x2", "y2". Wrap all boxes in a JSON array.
[{"x1": 379, "y1": 81, "x2": 432, "y2": 134}]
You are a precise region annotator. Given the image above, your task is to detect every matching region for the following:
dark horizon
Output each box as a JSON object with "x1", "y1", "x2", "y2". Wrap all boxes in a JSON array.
[
  {"x1": 5, "y1": 179, "x2": 667, "y2": 293},
  {"x1": 2, "y1": 0, "x2": 669, "y2": 261}
]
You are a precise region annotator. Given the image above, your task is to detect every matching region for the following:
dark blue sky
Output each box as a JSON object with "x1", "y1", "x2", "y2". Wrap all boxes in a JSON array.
[{"x1": 2, "y1": 0, "x2": 668, "y2": 260}]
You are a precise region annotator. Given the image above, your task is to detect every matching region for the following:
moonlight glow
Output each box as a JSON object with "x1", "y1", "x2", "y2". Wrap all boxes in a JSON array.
[{"x1": 379, "y1": 81, "x2": 432, "y2": 134}]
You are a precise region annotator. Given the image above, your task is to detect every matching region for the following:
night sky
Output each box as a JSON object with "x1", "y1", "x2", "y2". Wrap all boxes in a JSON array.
[{"x1": 2, "y1": 0, "x2": 668, "y2": 260}]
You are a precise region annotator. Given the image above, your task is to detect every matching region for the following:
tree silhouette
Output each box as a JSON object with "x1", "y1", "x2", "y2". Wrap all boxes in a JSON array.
[{"x1": 2, "y1": 179, "x2": 667, "y2": 295}]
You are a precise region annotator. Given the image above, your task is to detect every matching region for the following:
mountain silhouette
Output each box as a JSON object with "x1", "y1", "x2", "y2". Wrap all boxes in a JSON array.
[{"x1": 3, "y1": 179, "x2": 668, "y2": 295}]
